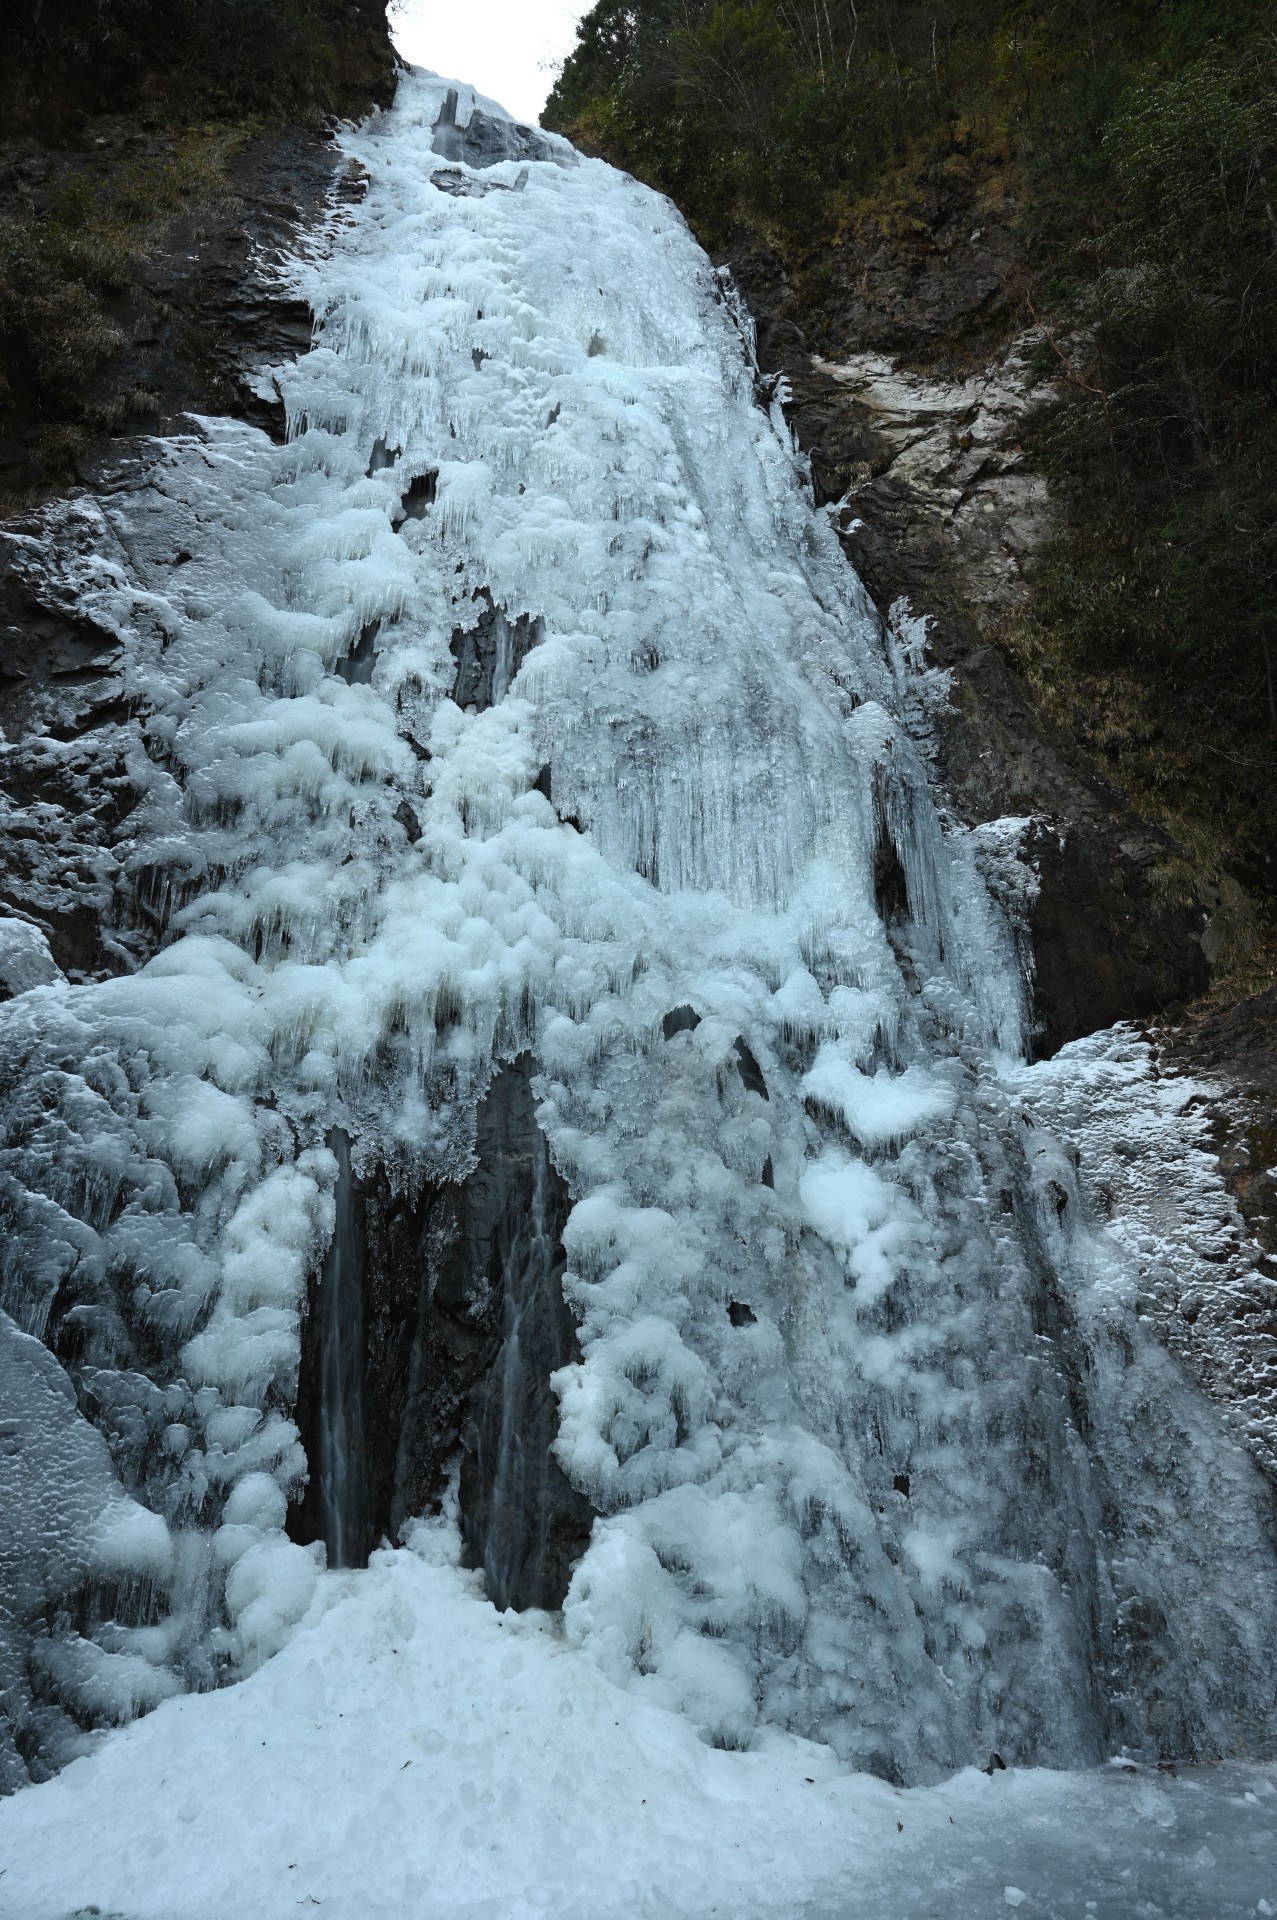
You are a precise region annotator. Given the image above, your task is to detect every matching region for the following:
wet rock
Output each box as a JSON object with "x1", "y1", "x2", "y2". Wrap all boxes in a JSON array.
[
  {"x1": 449, "y1": 593, "x2": 543, "y2": 712},
  {"x1": 304, "y1": 1131, "x2": 372, "y2": 1570},
  {"x1": 394, "y1": 797, "x2": 422, "y2": 844},
  {"x1": 339, "y1": 618, "x2": 379, "y2": 685},
  {"x1": 397, "y1": 470, "x2": 436, "y2": 521},
  {"x1": 458, "y1": 1068, "x2": 592, "y2": 1611},
  {"x1": 872, "y1": 811, "x2": 910, "y2": 928},
  {"x1": 290, "y1": 1059, "x2": 592, "y2": 1607}
]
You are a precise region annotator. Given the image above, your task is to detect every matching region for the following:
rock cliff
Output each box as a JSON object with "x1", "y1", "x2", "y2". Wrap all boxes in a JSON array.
[{"x1": 722, "y1": 215, "x2": 1216, "y2": 1058}]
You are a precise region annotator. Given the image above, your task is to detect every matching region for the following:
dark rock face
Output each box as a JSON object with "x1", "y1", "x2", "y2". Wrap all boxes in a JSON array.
[
  {"x1": 457, "y1": 1082, "x2": 592, "y2": 1611},
  {"x1": 290, "y1": 1058, "x2": 592, "y2": 1607},
  {"x1": 0, "y1": 560, "x2": 138, "y2": 983},
  {"x1": 0, "y1": 124, "x2": 369, "y2": 487},
  {"x1": 935, "y1": 644, "x2": 1209, "y2": 1054},
  {"x1": 720, "y1": 229, "x2": 1214, "y2": 1055},
  {"x1": 1161, "y1": 987, "x2": 1277, "y2": 1279},
  {"x1": 431, "y1": 87, "x2": 564, "y2": 171},
  {"x1": 450, "y1": 593, "x2": 544, "y2": 712},
  {"x1": 309, "y1": 1131, "x2": 372, "y2": 1570}
]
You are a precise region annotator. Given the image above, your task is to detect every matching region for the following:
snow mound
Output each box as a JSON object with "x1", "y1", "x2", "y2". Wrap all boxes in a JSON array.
[{"x1": 1, "y1": 1536, "x2": 1275, "y2": 1920}]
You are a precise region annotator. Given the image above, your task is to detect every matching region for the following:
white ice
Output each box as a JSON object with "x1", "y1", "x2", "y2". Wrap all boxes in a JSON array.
[{"x1": 0, "y1": 65, "x2": 1274, "y2": 1807}]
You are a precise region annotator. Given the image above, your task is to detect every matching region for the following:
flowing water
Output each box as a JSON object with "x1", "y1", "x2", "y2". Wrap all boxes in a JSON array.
[{"x1": 0, "y1": 69, "x2": 1274, "y2": 1800}]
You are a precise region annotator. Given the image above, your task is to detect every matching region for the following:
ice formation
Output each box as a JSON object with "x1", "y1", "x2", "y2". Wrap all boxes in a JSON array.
[{"x1": 1, "y1": 69, "x2": 1275, "y2": 1796}]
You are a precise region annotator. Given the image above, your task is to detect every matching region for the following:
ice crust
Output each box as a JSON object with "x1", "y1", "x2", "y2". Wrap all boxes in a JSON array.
[{"x1": 0, "y1": 69, "x2": 1275, "y2": 1787}]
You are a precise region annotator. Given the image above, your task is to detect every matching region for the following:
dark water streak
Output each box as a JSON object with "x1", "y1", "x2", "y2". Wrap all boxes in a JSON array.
[{"x1": 315, "y1": 1129, "x2": 370, "y2": 1569}]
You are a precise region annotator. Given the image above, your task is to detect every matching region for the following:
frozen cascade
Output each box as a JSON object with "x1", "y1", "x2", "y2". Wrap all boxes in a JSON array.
[{"x1": 0, "y1": 68, "x2": 1275, "y2": 1795}]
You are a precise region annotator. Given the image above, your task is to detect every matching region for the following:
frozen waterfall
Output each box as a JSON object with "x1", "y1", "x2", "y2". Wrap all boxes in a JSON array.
[{"x1": 1, "y1": 68, "x2": 1275, "y2": 1805}]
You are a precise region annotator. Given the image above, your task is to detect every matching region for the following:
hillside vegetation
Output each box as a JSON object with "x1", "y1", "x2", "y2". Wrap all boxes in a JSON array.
[
  {"x1": 1, "y1": 0, "x2": 392, "y2": 130},
  {"x1": 547, "y1": 1, "x2": 1277, "y2": 928},
  {"x1": 0, "y1": 0, "x2": 393, "y2": 498}
]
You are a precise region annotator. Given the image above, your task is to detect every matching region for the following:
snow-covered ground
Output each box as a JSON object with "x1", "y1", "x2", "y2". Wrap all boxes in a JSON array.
[{"x1": 1, "y1": 1525, "x2": 1274, "y2": 1920}]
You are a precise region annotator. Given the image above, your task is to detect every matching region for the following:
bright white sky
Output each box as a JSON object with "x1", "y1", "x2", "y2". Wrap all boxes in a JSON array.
[{"x1": 391, "y1": 0, "x2": 586, "y2": 125}]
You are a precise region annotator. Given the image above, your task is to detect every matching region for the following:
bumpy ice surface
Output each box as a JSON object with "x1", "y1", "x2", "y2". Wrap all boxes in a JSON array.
[{"x1": 1, "y1": 1526, "x2": 1276, "y2": 1920}]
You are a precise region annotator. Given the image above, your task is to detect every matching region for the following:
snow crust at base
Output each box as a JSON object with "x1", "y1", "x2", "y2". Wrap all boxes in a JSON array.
[
  {"x1": 2, "y1": 62, "x2": 1276, "y2": 1790},
  {"x1": 0, "y1": 1529, "x2": 1273, "y2": 1920}
]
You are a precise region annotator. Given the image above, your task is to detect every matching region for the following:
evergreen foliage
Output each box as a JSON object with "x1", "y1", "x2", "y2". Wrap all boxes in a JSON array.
[{"x1": 1, "y1": 0, "x2": 389, "y2": 126}]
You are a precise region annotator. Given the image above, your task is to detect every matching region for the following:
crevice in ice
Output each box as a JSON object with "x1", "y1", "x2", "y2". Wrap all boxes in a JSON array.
[
  {"x1": 873, "y1": 817, "x2": 910, "y2": 927},
  {"x1": 287, "y1": 1060, "x2": 591, "y2": 1608},
  {"x1": 448, "y1": 591, "x2": 544, "y2": 712},
  {"x1": 395, "y1": 470, "x2": 436, "y2": 523},
  {"x1": 366, "y1": 438, "x2": 399, "y2": 476},
  {"x1": 663, "y1": 1005, "x2": 702, "y2": 1040},
  {"x1": 733, "y1": 1036, "x2": 768, "y2": 1100},
  {"x1": 339, "y1": 617, "x2": 380, "y2": 686}
]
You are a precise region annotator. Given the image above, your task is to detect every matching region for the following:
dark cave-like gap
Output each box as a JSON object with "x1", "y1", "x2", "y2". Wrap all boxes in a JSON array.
[{"x1": 289, "y1": 1058, "x2": 592, "y2": 1606}]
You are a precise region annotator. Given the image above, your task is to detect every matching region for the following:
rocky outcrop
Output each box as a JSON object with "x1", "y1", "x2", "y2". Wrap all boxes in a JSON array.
[
  {"x1": 723, "y1": 228, "x2": 1215, "y2": 1055},
  {"x1": 808, "y1": 338, "x2": 1051, "y2": 616},
  {"x1": 1159, "y1": 983, "x2": 1277, "y2": 1356},
  {"x1": 290, "y1": 1059, "x2": 593, "y2": 1606},
  {"x1": 0, "y1": 120, "x2": 371, "y2": 489}
]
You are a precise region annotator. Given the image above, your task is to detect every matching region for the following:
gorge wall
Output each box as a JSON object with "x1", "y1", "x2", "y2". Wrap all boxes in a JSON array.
[{"x1": 714, "y1": 210, "x2": 1216, "y2": 1060}]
